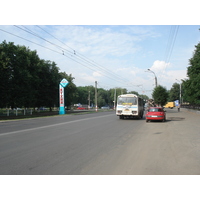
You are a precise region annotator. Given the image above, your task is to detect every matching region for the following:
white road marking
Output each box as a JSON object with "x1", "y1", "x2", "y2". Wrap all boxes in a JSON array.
[{"x1": 0, "y1": 114, "x2": 114, "y2": 137}]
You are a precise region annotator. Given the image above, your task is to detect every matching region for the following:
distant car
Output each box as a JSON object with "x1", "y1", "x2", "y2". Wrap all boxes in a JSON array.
[
  {"x1": 101, "y1": 106, "x2": 110, "y2": 109},
  {"x1": 145, "y1": 107, "x2": 166, "y2": 122},
  {"x1": 77, "y1": 107, "x2": 85, "y2": 110},
  {"x1": 38, "y1": 107, "x2": 47, "y2": 110}
]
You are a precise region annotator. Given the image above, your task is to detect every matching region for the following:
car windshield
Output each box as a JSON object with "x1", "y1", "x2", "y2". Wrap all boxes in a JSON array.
[
  {"x1": 149, "y1": 108, "x2": 163, "y2": 112},
  {"x1": 117, "y1": 97, "x2": 137, "y2": 105}
]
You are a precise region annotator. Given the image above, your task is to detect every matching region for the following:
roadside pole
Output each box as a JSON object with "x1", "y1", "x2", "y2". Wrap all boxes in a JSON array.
[{"x1": 95, "y1": 81, "x2": 98, "y2": 112}]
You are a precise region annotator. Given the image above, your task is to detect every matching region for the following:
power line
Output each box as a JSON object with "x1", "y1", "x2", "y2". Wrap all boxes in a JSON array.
[
  {"x1": 35, "y1": 25, "x2": 130, "y2": 83},
  {"x1": 15, "y1": 25, "x2": 126, "y2": 82},
  {"x1": 2, "y1": 25, "x2": 148, "y2": 88},
  {"x1": 164, "y1": 25, "x2": 179, "y2": 65},
  {"x1": 0, "y1": 26, "x2": 130, "y2": 84},
  {"x1": 0, "y1": 28, "x2": 62, "y2": 55},
  {"x1": 14, "y1": 25, "x2": 67, "y2": 53}
]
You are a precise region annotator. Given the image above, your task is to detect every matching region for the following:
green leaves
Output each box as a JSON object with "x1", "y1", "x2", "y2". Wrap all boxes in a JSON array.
[
  {"x1": 152, "y1": 85, "x2": 168, "y2": 107},
  {"x1": 168, "y1": 83, "x2": 180, "y2": 102},
  {"x1": 0, "y1": 41, "x2": 73, "y2": 109},
  {"x1": 184, "y1": 42, "x2": 200, "y2": 104}
]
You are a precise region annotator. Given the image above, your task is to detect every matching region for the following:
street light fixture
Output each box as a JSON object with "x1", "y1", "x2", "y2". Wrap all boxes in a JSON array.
[{"x1": 147, "y1": 69, "x2": 158, "y2": 87}]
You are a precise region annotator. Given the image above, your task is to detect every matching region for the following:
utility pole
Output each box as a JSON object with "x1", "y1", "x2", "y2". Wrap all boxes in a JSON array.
[
  {"x1": 114, "y1": 88, "x2": 116, "y2": 110},
  {"x1": 88, "y1": 91, "x2": 90, "y2": 109},
  {"x1": 176, "y1": 79, "x2": 182, "y2": 104},
  {"x1": 95, "y1": 81, "x2": 98, "y2": 112}
]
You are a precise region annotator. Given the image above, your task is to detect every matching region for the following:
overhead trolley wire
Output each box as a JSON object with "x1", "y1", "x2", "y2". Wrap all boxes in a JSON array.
[
  {"x1": 0, "y1": 28, "x2": 62, "y2": 55},
  {"x1": 164, "y1": 25, "x2": 179, "y2": 65},
  {"x1": 35, "y1": 25, "x2": 130, "y2": 83},
  {"x1": 14, "y1": 25, "x2": 67, "y2": 53},
  {"x1": 1, "y1": 25, "x2": 143, "y2": 88},
  {"x1": 20, "y1": 25, "x2": 129, "y2": 82},
  {"x1": 16, "y1": 25, "x2": 123, "y2": 81},
  {"x1": 0, "y1": 26, "x2": 131, "y2": 85}
]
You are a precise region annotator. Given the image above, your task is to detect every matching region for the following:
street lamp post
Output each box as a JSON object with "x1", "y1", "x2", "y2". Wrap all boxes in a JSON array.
[
  {"x1": 176, "y1": 79, "x2": 182, "y2": 104},
  {"x1": 148, "y1": 69, "x2": 157, "y2": 87}
]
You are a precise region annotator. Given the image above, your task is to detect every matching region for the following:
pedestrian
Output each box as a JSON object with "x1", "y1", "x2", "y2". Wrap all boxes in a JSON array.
[{"x1": 177, "y1": 104, "x2": 180, "y2": 112}]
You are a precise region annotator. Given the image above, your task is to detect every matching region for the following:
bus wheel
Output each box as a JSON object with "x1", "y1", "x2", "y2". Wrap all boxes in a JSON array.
[{"x1": 119, "y1": 115, "x2": 124, "y2": 119}]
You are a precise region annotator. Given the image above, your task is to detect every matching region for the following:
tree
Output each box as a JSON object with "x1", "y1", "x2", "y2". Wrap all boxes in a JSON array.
[
  {"x1": 139, "y1": 94, "x2": 149, "y2": 101},
  {"x1": 36, "y1": 60, "x2": 61, "y2": 110},
  {"x1": 0, "y1": 41, "x2": 16, "y2": 108},
  {"x1": 128, "y1": 90, "x2": 139, "y2": 96},
  {"x1": 152, "y1": 85, "x2": 168, "y2": 106},
  {"x1": 0, "y1": 41, "x2": 40, "y2": 108},
  {"x1": 107, "y1": 88, "x2": 127, "y2": 108},
  {"x1": 0, "y1": 41, "x2": 74, "y2": 110},
  {"x1": 74, "y1": 86, "x2": 93, "y2": 106},
  {"x1": 183, "y1": 42, "x2": 200, "y2": 104},
  {"x1": 168, "y1": 83, "x2": 180, "y2": 102},
  {"x1": 97, "y1": 88, "x2": 108, "y2": 107}
]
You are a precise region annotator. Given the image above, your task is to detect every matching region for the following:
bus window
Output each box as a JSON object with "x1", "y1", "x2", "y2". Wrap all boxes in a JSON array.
[{"x1": 117, "y1": 97, "x2": 137, "y2": 105}]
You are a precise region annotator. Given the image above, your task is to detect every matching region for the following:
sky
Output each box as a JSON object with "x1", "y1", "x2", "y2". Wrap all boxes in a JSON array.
[
  {"x1": 1, "y1": 1, "x2": 200, "y2": 99},
  {"x1": 1, "y1": 25, "x2": 199, "y2": 98}
]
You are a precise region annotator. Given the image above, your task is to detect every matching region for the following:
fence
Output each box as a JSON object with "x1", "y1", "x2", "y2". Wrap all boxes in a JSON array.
[
  {"x1": 0, "y1": 109, "x2": 33, "y2": 117},
  {"x1": 181, "y1": 104, "x2": 200, "y2": 110}
]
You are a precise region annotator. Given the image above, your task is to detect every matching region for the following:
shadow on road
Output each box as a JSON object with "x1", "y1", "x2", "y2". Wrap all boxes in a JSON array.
[{"x1": 167, "y1": 117, "x2": 185, "y2": 121}]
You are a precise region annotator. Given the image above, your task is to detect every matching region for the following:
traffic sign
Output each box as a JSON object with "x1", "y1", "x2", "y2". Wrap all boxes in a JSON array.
[{"x1": 60, "y1": 78, "x2": 69, "y2": 88}]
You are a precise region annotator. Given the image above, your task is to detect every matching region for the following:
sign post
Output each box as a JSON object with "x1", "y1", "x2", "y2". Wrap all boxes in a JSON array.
[{"x1": 59, "y1": 78, "x2": 69, "y2": 115}]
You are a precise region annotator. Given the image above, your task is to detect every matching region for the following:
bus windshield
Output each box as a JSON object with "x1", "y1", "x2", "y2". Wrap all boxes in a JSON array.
[{"x1": 117, "y1": 97, "x2": 137, "y2": 105}]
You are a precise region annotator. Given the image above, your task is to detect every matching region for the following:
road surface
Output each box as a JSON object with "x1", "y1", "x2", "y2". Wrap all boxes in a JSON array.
[{"x1": 0, "y1": 108, "x2": 200, "y2": 175}]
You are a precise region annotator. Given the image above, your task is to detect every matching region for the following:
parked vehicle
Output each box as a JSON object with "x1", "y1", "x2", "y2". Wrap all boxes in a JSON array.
[
  {"x1": 77, "y1": 107, "x2": 85, "y2": 110},
  {"x1": 164, "y1": 102, "x2": 175, "y2": 109},
  {"x1": 146, "y1": 107, "x2": 166, "y2": 122},
  {"x1": 101, "y1": 106, "x2": 110, "y2": 109}
]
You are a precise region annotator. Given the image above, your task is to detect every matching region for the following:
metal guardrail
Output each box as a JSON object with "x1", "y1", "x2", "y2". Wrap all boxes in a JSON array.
[{"x1": 181, "y1": 105, "x2": 200, "y2": 110}]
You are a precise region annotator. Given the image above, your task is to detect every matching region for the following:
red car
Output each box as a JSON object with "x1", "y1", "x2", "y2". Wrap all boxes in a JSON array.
[
  {"x1": 77, "y1": 107, "x2": 85, "y2": 110},
  {"x1": 145, "y1": 107, "x2": 166, "y2": 122}
]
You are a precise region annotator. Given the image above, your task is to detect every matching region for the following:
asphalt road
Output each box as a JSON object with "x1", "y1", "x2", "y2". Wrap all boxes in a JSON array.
[{"x1": 1, "y1": 108, "x2": 200, "y2": 175}]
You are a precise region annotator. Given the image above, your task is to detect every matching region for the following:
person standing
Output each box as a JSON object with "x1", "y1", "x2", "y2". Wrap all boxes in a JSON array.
[{"x1": 177, "y1": 103, "x2": 180, "y2": 112}]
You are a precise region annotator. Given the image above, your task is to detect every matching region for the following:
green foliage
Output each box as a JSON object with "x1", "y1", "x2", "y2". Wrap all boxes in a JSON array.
[
  {"x1": 108, "y1": 88, "x2": 126, "y2": 104},
  {"x1": 183, "y1": 42, "x2": 200, "y2": 104},
  {"x1": 0, "y1": 40, "x2": 151, "y2": 110},
  {"x1": 152, "y1": 85, "x2": 168, "y2": 106},
  {"x1": 139, "y1": 94, "x2": 149, "y2": 100},
  {"x1": 0, "y1": 41, "x2": 76, "y2": 109},
  {"x1": 168, "y1": 83, "x2": 180, "y2": 101},
  {"x1": 128, "y1": 90, "x2": 139, "y2": 96}
]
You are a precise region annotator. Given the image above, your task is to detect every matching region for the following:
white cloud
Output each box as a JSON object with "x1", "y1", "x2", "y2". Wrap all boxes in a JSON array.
[
  {"x1": 93, "y1": 71, "x2": 102, "y2": 77},
  {"x1": 75, "y1": 73, "x2": 96, "y2": 86},
  {"x1": 150, "y1": 60, "x2": 171, "y2": 74},
  {"x1": 51, "y1": 25, "x2": 157, "y2": 59}
]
